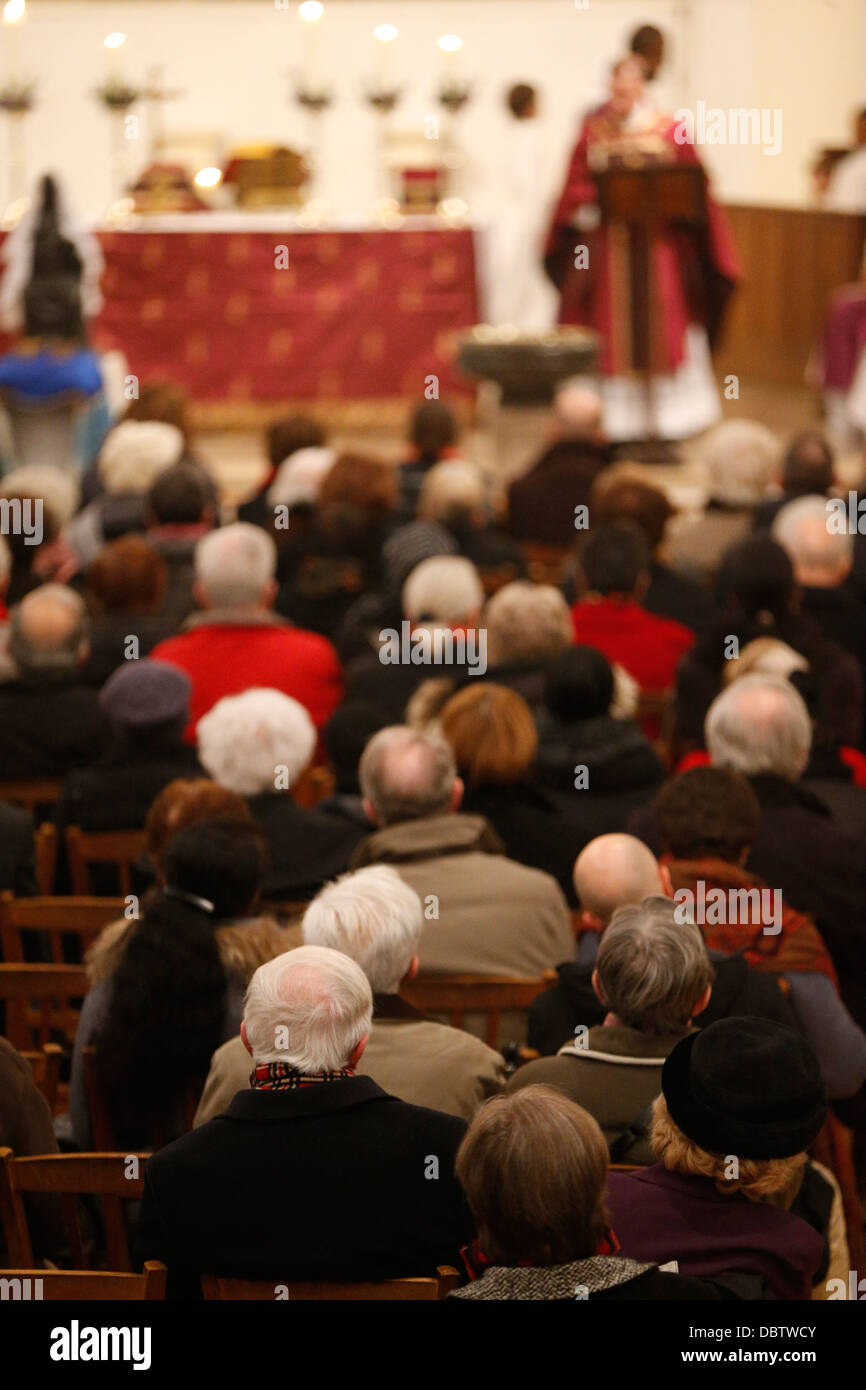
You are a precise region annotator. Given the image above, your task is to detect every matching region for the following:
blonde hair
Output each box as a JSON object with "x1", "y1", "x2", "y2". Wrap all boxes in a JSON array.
[{"x1": 650, "y1": 1094, "x2": 806, "y2": 1206}]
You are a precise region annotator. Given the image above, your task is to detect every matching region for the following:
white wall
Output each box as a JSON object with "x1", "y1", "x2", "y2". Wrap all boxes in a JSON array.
[{"x1": 4, "y1": 0, "x2": 864, "y2": 221}]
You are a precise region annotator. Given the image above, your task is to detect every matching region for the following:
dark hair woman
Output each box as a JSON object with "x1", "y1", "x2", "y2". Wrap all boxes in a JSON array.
[{"x1": 70, "y1": 818, "x2": 280, "y2": 1150}]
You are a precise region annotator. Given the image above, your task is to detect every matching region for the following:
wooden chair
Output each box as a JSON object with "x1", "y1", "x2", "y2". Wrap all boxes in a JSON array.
[
  {"x1": 401, "y1": 974, "x2": 555, "y2": 1050},
  {"x1": 0, "y1": 963, "x2": 89, "y2": 1050},
  {"x1": 34, "y1": 824, "x2": 59, "y2": 896},
  {"x1": 202, "y1": 1265, "x2": 460, "y2": 1301},
  {"x1": 0, "y1": 1148, "x2": 150, "y2": 1272},
  {"x1": 0, "y1": 1262, "x2": 167, "y2": 1300},
  {"x1": 83, "y1": 1046, "x2": 205, "y2": 1151},
  {"x1": 19, "y1": 1042, "x2": 63, "y2": 1114},
  {"x1": 65, "y1": 827, "x2": 147, "y2": 896},
  {"x1": 0, "y1": 780, "x2": 63, "y2": 816},
  {"x1": 0, "y1": 892, "x2": 126, "y2": 964}
]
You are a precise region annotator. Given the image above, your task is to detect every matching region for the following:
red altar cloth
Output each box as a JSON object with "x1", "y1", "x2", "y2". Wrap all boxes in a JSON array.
[{"x1": 92, "y1": 225, "x2": 478, "y2": 404}]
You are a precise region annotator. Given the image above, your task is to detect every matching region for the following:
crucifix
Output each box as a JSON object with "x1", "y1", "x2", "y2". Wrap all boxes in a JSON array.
[{"x1": 141, "y1": 65, "x2": 185, "y2": 160}]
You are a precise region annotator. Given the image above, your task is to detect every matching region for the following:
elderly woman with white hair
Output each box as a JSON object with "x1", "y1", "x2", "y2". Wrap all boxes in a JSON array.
[
  {"x1": 196, "y1": 687, "x2": 365, "y2": 901},
  {"x1": 667, "y1": 419, "x2": 781, "y2": 584},
  {"x1": 64, "y1": 419, "x2": 188, "y2": 567}
]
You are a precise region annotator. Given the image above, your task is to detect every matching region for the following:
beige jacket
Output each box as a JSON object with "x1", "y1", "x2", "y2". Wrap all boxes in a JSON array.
[
  {"x1": 350, "y1": 814, "x2": 574, "y2": 977},
  {"x1": 194, "y1": 996, "x2": 506, "y2": 1125}
]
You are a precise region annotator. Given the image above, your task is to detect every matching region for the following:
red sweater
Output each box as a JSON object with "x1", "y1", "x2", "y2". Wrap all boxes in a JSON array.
[
  {"x1": 571, "y1": 596, "x2": 694, "y2": 692},
  {"x1": 150, "y1": 618, "x2": 344, "y2": 741}
]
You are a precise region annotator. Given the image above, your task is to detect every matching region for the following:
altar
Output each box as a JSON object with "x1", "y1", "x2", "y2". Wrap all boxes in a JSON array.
[{"x1": 91, "y1": 215, "x2": 480, "y2": 424}]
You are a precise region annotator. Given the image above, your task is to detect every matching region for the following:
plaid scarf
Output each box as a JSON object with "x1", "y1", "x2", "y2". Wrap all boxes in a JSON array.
[{"x1": 250, "y1": 1062, "x2": 354, "y2": 1091}]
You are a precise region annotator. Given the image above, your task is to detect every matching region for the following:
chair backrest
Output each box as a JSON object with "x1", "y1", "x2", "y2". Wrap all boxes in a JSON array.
[
  {"x1": 0, "y1": 1261, "x2": 167, "y2": 1300},
  {"x1": 19, "y1": 1042, "x2": 63, "y2": 1114},
  {"x1": 0, "y1": 780, "x2": 63, "y2": 816},
  {"x1": 34, "y1": 824, "x2": 59, "y2": 896},
  {"x1": 65, "y1": 827, "x2": 148, "y2": 897},
  {"x1": 401, "y1": 974, "x2": 555, "y2": 1049},
  {"x1": 201, "y1": 1266, "x2": 460, "y2": 1301},
  {"x1": 0, "y1": 892, "x2": 126, "y2": 964},
  {"x1": 0, "y1": 1148, "x2": 150, "y2": 1271},
  {"x1": 0, "y1": 963, "x2": 90, "y2": 1049}
]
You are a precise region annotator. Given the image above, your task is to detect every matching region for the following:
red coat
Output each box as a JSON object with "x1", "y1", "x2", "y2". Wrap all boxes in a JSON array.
[
  {"x1": 150, "y1": 616, "x2": 344, "y2": 741},
  {"x1": 571, "y1": 595, "x2": 693, "y2": 692}
]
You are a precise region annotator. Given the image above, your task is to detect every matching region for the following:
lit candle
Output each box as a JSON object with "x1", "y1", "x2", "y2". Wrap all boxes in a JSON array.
[
  {"x1": 373, "y1": 23, "x2": 398, "y2": 89},
  {"x1": 2, "y1": 0, "x2": 26, "y2": 86},
  {"x1": 298, "y1": 1, "x2": 324, "y2": 88},
  {"x1": 103, "y1": 31, "x2": 126, "y2": 86}
]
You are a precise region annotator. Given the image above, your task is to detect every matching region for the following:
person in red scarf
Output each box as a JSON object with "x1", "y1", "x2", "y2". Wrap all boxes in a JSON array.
[
  {"x1": 544, "y1": 57, "x2": 739, "y2": 441},
  {"x1": 654, "y1": 765, "x2": 866, "y2": 1099}
]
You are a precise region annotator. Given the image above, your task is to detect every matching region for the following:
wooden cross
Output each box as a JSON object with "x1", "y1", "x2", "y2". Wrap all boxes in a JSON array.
[{"x1": 140, "y1": 65, "x2": 185, "y2": 160}]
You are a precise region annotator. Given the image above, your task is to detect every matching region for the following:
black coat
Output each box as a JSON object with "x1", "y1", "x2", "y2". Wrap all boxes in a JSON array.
[
  {"x1": 459, "y1": 781, "x2": 593, "y2": 907},
  {"x1": 527, "y1": 948, "x2": 799, "y2": 1057},
  {"x1": 0, "y1": 676, "x2": 108, "y2": 780},
  {"x1": 57, "y1": 743, "x2": 202, "y2": 833},
  {"x1": 507, "y1": 439, "x2": 608, "y2": 547},
  {"x1": 642, "y1": 561, "x2": 715, "y2": 635},
  {"x1": 136, "y1": 1076, "x2": 471, "y2": 1298},
  {"x1": 534, "y1": 712, "x2": 664, "y2": 798},
  {"x1": 249, "y1": 793, "x2": 366, "y2": 902}
]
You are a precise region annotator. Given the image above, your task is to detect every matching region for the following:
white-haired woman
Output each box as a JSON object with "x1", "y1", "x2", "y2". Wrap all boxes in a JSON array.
[{"x1": 197, "y1": 687, "x2": 365, "y2": 903}]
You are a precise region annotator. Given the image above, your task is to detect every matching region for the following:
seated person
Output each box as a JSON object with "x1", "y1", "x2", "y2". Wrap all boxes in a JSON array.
[
  {"x1": 417, "y1": 460, "x2": 523, "y2": 590},
  {"x1": 507, "y1": 384, "x2": 608, "y2": 548},
  {"x1": 607, "y1": 1018, "x2": 838, "y2": 1301},
  {"x1": 654, "y1": 765, "x2": 866, "y2": 1099},
  {"x1": 533, "y1": 645, "x2": 664, "y2": 803},
  {"x1": 237, "y1": 412, "x2": 327, "y2": 530},
  {"x1": 528, "y1": 833, "x2": 798, "y2": 1056},
  {"x1": 145, "y1": 463, "x2": 216, "y2": 632},
  {"x1": 450, "y1": 1085, "x2": 751, "y2": 1301},
  {"x1": 0, "y1": 585, "x2": 109, "y2": 779},
  {"x1": 81, "y1": 536, "x2": 175, "y2": 686},
  {"x1": 752, "y1": 429, "x2": 836, "y2": 533},
  {"x1": 71, "y1": 816, "x2": 286, "y2": 1150},
  {"x1": 438, "y1": 681, "x2": 594, "y2": 904},
  {"x1": 397, "y1": 398, "x2": 462, "y2": 518},
  {"x1": 353, "y1": 725, "x2": 574, "y2": 978},
  {"x1": 0, "y1": 464, "x2": 80, "y2": 605},
  {"x1": 137, "y1": 945, "x2": 471, "y2": 1297},
  {"x1": 196, "y1": 687, "x2": 365, "y2": 901},
  {"x1": 507, "y1": 898, "x2": 713, "y2": 1164},
  {"x1": 666, "y1": 420, "x2": 780, "y2": 585},
  {"x1": 481, "y1": 580, "x2": 573, "y2": 710},
  {"x1": 316, "y1": 700, "x2": 386, "y2": 832},
  {"x1": 195, "y1": 865, "x2": 505, "y2": 1123},
  {"x1": 571, "y1": 523, "x2": 694, "y2": 702},
  {"x1": 64, "y1": 420, "x2": 186, "y2": 567},
  {"x1": 57, "y1": 660, "x2": 201, "y2": 836},
  {"x1": 150, "y1": 522, "x2": 344, "y2": 738},
  {"x1": 589, "y1": 471, "x2": 714, "y2": 633}
]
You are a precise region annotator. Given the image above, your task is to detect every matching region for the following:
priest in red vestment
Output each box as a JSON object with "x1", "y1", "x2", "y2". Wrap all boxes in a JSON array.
[{"x1": 545, "y1": 58, "x2": 740, "y2": 441}]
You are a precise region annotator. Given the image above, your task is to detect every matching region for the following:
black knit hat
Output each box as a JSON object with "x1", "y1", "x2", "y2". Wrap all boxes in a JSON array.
[{"x1": 661, "y1": 1017, "x2": 827, "y2": 1160}]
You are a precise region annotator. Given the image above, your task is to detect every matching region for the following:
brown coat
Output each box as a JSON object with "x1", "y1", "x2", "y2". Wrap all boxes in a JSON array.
[
  {"x1": 350, "y1": 814, "x2": 574, "y2": 977},
  {"x1": 193, "y1": 996, "x2": 507, "y2": 1124}
]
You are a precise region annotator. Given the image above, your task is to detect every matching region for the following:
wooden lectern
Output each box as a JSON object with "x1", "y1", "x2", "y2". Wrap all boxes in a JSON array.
[{"x1": 595, "y1": 162, "x2": 708, "y2": 454}]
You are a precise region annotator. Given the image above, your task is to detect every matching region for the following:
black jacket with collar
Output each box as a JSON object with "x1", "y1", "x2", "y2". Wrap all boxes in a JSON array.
[{"x1": 136, "y1": 1075, "x2": 471, "y2": 1299}]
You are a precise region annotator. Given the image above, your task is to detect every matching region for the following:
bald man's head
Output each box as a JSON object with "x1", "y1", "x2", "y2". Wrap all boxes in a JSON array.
[
  {"x1": 553, "y1": 383, "x2": 603, "y2": 442},
  {"x1": 10, "y1": 584, "x2": 88, "y2": 676},
  {"x1": 574, "y1": 833, "x2": 662, "y2": 928}
]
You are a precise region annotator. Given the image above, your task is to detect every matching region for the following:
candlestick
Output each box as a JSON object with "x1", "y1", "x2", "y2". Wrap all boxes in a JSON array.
[
  {"x1": 298, "y1": 1, "x2": 324, "y2": 89},
  {"x1": 373, "y1": 23, "x2": 398, "y2": 88},
  {"x1": 104, "y1": 30, "x2": 126, "y2": 86},
  {"x1": 2, "y1": 0, "x2": 26, "y2": 87}
]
